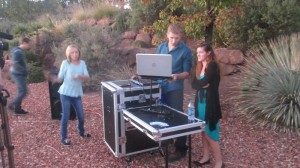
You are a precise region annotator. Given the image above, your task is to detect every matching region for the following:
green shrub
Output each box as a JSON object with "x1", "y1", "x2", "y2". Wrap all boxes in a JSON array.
[
  {"x1": 25, "y1": 51, "x2": 44, "y2": 83},
  {"x1": 92, "y1": 6, "x2": 120, "y2": 20},
  {"x1": 113, "y1": 11, "x2": 130, "y2": 33},
  {"x1": 128, "y1": 0, "x2": 169, "y2": 31},
  {"x1": 12, "y1": 23, "x2": 42, "y2": 37},
  {"x1": 237, "y1": 33, "x2": 300, "y2": 135},
  {"x1": 221, "y1": 0, "x2": 300, "y2": 50},
  {"x1": 25, "y1": 51, "x2": 40, "y2": 64},
  {"x1": 28, "y1": 62, "x2": 44, "y2": 83}
]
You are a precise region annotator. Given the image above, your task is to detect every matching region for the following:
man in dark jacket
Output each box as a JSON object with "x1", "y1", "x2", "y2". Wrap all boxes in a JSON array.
[{"x1": 8, "y1": 37, "x2": 32, "y2": 115}]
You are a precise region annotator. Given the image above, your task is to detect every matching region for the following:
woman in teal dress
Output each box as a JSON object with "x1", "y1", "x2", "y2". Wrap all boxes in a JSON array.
[{"x1": 191, "y1": 42, "x2": 224, "y2": 168}]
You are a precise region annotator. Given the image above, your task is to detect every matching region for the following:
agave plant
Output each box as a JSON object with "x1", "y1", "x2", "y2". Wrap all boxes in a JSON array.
[{"x1": 238, "y1": 33, "x2": 300, "y2": 135}]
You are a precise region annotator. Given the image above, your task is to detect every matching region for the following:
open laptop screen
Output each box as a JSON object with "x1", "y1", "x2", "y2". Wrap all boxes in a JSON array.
[{"x1": 136, "y1": 53, "x2": 172, "y2": 79}]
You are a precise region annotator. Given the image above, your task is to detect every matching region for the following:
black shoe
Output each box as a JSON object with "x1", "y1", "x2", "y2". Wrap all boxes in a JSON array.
[
  {"x1": 80, "y1": 133, "x2": 91, "y2": 138},
  {"x1": 14, "y1": 109, "x2": 28, "y2": 115},
  {"x1": 193, "y1": 159, "x2": 211, "y2": 167},
  {"x1": 168, "y1": 151, "x2": 185, "y2": 162},
  {"x1": 61, "y1": 139, "x2": 71, "y2": 146}
]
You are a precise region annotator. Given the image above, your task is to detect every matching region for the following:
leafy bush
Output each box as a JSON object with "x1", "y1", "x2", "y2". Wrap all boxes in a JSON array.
[
  {"x1": 113, "y1": 11, "x2": 130, "y2": 33},
  {"x1": 92, "y1": 5, "x2": 119, "y2": 20},
  {"x1": 28, "y1": 62, "x2": 44, "y2": 83},
  {"x1": 13, "y1": 23, "x2": 42, "y2": 36},
  {"x1": 220, "y1": 0, "x2": 300, "y2": 50},
  {"x1": 128, "y1": 0, "x2": 169, "y2": 32},
  {"x1": 25, "y1": 51, "x2": 44, "y2": 83},
  {"x1": 237, "y1": 33, "x2": 300, "y2": 135},
  {"x1": 52, "y1": 22, "x2": 124, "y2": 91}
]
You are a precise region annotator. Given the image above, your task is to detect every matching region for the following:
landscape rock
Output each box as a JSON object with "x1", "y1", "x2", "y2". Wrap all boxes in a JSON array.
[
  {"x1": 83, "y1": 18, "x2": 97, "y2": 26},
  {"x1": 215, "y1": 48, "x2": 244, "y2": 65},
  {"x1": 134, "y1": 33, "x2": 152, "y2": 48},
  {"x1": 122, "y1": 31, "x2": 137, "y2": 39},
  {"x1": 214, "y1": 48, "x2": 244, "y2": 76},
  {"x1": 97, "y1": 17, "x2": 114, "y2": 27}
]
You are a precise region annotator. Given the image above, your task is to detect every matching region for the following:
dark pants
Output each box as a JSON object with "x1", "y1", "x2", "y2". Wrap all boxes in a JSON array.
[
  {"x1": 161, "y1": 89, "x2": 188, "y2": 154},
  {"x1": 10, "y1": 73, "x2": 28, "y2": 112}
]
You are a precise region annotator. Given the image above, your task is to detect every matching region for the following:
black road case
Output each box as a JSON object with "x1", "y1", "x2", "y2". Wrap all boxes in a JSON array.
[{"x1": 101, "y1": 79, "x2": 161, "y2": 157}]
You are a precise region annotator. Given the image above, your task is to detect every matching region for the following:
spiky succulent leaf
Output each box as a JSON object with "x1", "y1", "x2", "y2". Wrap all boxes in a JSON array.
[{"x1": 238, "y1": 33, "x2": 300, "y2": 135}]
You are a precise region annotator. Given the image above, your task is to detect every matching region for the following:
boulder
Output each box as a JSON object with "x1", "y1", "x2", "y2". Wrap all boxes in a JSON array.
[
  {"x1": 118, "y1": 39, "x2": 135, "y2": 49},
  {"x1": 83, "y1": 18, "x2": 97, "y2": 26},
  {"x1": 134, "y1": 33, "x2": 152, "y2": 48},
  {"x1": 97, "y1": 17, "x2": 114, "y2": 27},
  {"x1": 122, "y1": 31, "x2": 137, "y2": 39},
  {"x1": 218, "y1": 62, "x2": 240, "y2": 76},
  {"x1": 215, "y1": 48, "x2": 244, "y2": 65},
  {"x1": 214, "y1": 48, "x2": 244, "y2": 76},
  {"x1": 215, "y1": 48, "x2": 230, "y2": 64},
  {"x1": 228, "y1": 50, "x2": 244, "y2": 64},
  {"x1": 126, "y1": 47, "x2": 156, "y2": 66}
]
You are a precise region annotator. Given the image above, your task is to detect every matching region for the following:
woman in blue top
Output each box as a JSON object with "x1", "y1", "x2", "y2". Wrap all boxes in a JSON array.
[
  {"x1": 57, "y1": 44, "x2": 91, "y2": 146},
  {"x1": 191, "y1": 42, "x2": 224, "y2": 168}
]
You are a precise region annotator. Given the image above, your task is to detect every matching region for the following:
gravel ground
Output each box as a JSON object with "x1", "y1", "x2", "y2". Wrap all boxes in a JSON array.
[{"x1": 0, "y1": 74, "x2": 299, "y2": 168}]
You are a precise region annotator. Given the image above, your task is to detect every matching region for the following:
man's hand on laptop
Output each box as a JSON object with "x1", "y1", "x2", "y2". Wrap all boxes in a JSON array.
[
  {"x1": 131, "y1": 74, "x2": 141, "y2": 80},
  {"x1": 169, "y1": 74, "x2": 177, "y2": 82}
]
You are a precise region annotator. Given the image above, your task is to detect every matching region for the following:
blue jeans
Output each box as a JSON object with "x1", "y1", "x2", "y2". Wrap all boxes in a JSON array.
[
  {"x1": 161, "y1": 89, "x2": 188, "y2": 154},
  {"x1": 60, "y1": 94, "x2": 85, "y2": 140},
  {"x1": 10, "y1": 73, "x2": 28, "y2": 111}
]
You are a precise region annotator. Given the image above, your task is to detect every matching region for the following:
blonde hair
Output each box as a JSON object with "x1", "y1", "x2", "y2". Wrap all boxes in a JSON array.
[
  {"x1": 167, "y1": 23, "x2": 184, "y2": 36},
  {"x1": 65, "y1": 44, "x2": 80, "y2": 62}
]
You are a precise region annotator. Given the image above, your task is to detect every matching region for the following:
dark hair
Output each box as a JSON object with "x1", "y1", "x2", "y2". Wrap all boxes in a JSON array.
[
  {"x1": 198, "y1": 42, "x2": 216, "y2": 61},
  {"x1": 190, "y1": 41, "x2": 219, "y2": 80},
  {"x1": 19, "y1": 37, "x2": 31, "y2": 44}
]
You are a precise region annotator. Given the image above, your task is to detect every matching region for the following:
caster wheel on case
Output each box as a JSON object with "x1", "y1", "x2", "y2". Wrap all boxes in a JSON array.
[
  {"x1": 126, "y1": 156, "x2": 132, "y2": 163},
  {"x1": 149, "y1": 150, "x2": 154, "y2": 155}
]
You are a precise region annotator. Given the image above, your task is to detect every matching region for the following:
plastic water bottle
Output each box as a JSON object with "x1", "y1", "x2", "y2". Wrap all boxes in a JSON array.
[{"x1": 187, "y1": 100, "x2": 195, "y2": 123}]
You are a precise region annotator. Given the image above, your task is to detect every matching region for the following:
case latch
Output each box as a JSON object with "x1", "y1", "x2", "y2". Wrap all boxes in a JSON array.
[{"x1": 119, "y1": 136, "x2": 127, "y2": 144}]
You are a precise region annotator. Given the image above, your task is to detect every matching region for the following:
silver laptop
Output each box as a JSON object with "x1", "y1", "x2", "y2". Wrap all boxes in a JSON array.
[{"x1": 136, "y1": 53, "x2": 172, "y2": 79}]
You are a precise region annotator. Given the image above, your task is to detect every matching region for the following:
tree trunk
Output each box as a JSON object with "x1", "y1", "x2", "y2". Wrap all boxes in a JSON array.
[{"x1": 204, "y1": 2, "x2": 216, "y2": 44}]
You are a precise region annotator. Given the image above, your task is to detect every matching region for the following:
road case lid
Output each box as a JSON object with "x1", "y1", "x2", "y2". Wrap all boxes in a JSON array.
[
  {"x1": 122, "y1": 105, "x2": 205, "y2": 141},
  {"x1": 101, "y1": 79, "x2": 160, "y2": 93}
]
